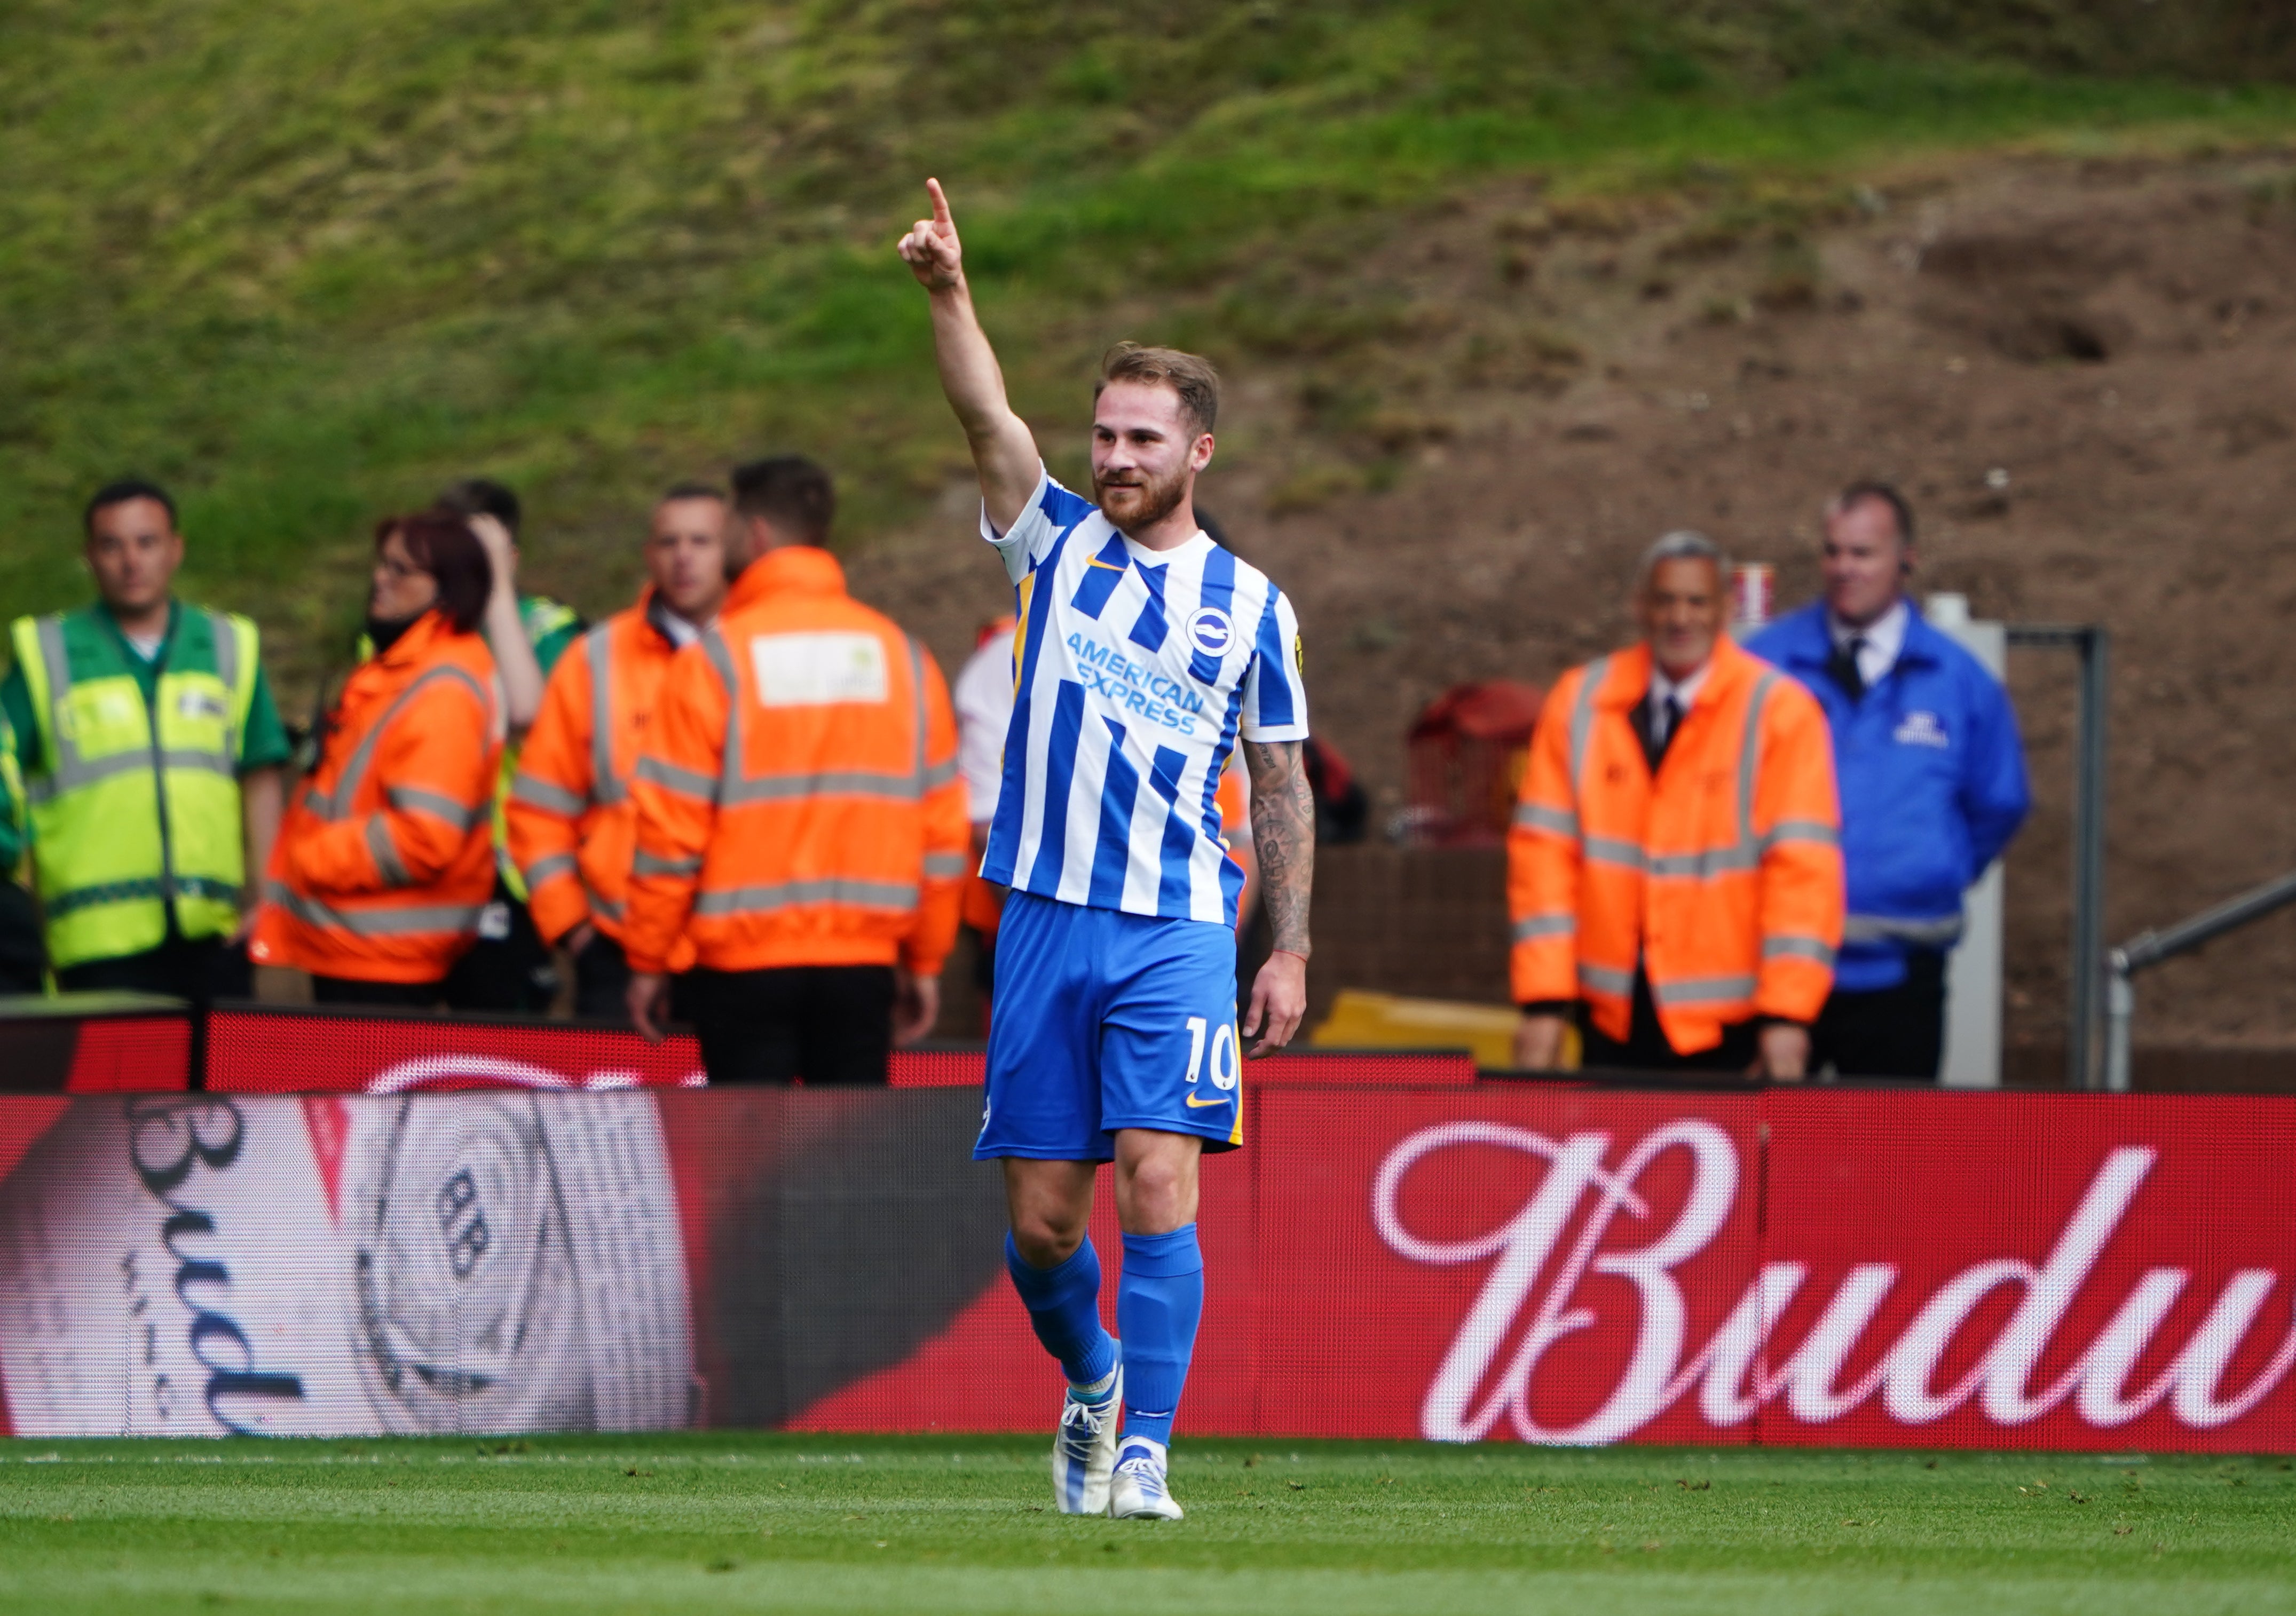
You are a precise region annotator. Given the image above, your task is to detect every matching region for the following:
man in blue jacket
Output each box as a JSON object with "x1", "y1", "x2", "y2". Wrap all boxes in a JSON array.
[{"x1": 1749, "y1": 482, "x2": 2030, "y2": 1079}]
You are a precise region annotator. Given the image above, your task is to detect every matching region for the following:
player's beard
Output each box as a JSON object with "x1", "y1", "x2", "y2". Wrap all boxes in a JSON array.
[{"x1": 1094, "y1": 463, "x2": 1189, "y2": 535}]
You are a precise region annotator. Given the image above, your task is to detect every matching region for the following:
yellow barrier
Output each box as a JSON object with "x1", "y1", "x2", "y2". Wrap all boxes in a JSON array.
[{"x1": 1307, "y1": 988, "x2": 1579, "y2": 1071}]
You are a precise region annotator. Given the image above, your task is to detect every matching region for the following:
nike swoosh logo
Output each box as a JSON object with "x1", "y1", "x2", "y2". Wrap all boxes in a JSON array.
[
  {"x1": 1087, "y1": 559, "x2": 1129, "y2": 572},
  {"x1": 1183, "y1": 1092, "x2": 1233, "y2": 1108}
]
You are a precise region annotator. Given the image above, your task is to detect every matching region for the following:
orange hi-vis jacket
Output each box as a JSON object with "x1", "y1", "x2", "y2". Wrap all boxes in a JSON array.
[
  {"x1": 1508, "y1": 635, "x2": 1843, "y2": 1055},
  {"x1": 621, "y1": 546, "x2": 969, "y2": 979},
  {"x1": 253, "y1": 611, "x2": 504, "y2": 983},
  {"x1": 506, "y1": 589, "x2": 696, "y2": 970}
]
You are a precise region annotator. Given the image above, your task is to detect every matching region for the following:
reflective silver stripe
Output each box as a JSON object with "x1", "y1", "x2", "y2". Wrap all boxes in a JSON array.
[
  {"x1": 1763, "y1": 934, "x2": 1838, "y2": 966},
  {"x1": 922, "y1": 851, "x2": 971, "y2": 879},
  {"x1": 1578, "y1": 961, "x2": 1634, "y2": 997},
  {"x1": 906, "y1": 637, "x2": 934, "y2": 804},
  {"x1": 387, "y1": 785, "x2": 480, "y2": 830},
  {"x1": 1764, "y1": 818, "x2": 1839, "y2": 850},
  {"x1": 1649, "y1": 845, "x2": 1760, "y2": 879},
  {"x1": 632, "y1": 849, "x2": 704, "y2": 878},
  {"x1": 308, "y1": 666, "x2": 492, "y2": 820},
  {"x1": 361, "y1": 819, "x2": 412, "y2": 888},
  {"x1": 634, "y1": 754, "x2": 717, "y2": 800},
  {"x1": 1738, "y1": 670, "x2": 1778, "y2": 853},
  {"x1": 510, "y1": 771, "x2": 587, "y2": 816},
  {"x1": 1566, "y1": 655, "x2": 1609, "y2": 795},
  {"x1": 26, "y1": 747, "x2": 235, "y2": 801},
  {"x1": 720, "y1": 770, "x2": 922, "y2": 805},
  {"x1": 523, "y1": 852, "x2": 580, "y2": 889},
  {"x1": 1583, "y1": 836, "x2": 1646, "y2": 871},
  {"x1": 1512, "y1": 912, "x2": 1575, "y2": 942},
  {"x1": 1513, "y1": 801, "x2": 1578, "y2": 838},
  {"x1": 692, "y1": 877, "x2": 918, "y2": 917},
  {"x1": 1652, "y1": 973, "x2": 1759, "y2": 1007},
  {"x1": 921, "y1": 758, "x2": 959, "y2": 791},
  {"x1": 591, "y1": 892, "x2": 627, "y2": 922},
  {"x1": 701, "y1": 627, "x2": 741, "y2": 807},
  {"x1": 586, "y1": 625, "x2": 626, "y2": 806},
  {"x1": 1844, "y1": 912, "x2": 1964, "y2": 946},
  {"x1": 265, "y1": 882, "x2": 484, "y2": 937}
]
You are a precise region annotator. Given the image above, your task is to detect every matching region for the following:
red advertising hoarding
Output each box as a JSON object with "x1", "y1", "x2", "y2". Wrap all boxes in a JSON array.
[{"x1": 4, "y1": 1047, "x2": 2292, "y2": 1450}]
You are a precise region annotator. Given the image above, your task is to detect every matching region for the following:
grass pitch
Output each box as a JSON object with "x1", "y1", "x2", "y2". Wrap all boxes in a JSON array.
[{"x1": 2, "y1": 1435, "x2": 2291, "y2": 1615}]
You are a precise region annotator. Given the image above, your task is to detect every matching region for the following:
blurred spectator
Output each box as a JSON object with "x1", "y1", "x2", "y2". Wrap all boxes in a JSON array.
[
  {"x1": 509, "y1": 483, "x2": 730, "y2": 1020},
  {"x1": 1748, "y1": 482, "x2": 2030, "y2": 1079},
  {"x1": 0, "y1": 707, "x2": 42, "y2": 994},
  {"x1": 952, "y1": 613, "x2": 1016, "y2": 1020},
  {"x1": 433, "y1": 477, "x2": 586, "y2": 1012},
  {"x1": 3, "y1": 479, "x2": 288, "y2": 1007},
  {"x1": 252, "y1": 513, "x2": 504, "y2": 1004},
  {"x1": 1509, "y1": 531, "x2": 1842, "y2": 1078},
  {"x1": 622, "y1": 456, "x2": 968, "y2": 1083},
  {"x1": 1303, "y1": 733, "x2": 1369, "y2": 844}
]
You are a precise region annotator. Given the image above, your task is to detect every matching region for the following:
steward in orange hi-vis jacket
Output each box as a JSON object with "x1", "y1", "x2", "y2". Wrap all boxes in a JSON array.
[
  {"x1": 1509, "y1": 533, "x2": 1842, "y2": 1078},
  {"x1": 506, "y1": 484, "x2": 730, "y2": 1019},
  {"x1": 508, "y1": 595, "x2": 704, "y2": 989},
  {"x1": 622, "y1": 455, "x2": 968, "y2": 1084},
  {"x1": 254, "y1": 514, "x2": 506, "y2": 1001}
]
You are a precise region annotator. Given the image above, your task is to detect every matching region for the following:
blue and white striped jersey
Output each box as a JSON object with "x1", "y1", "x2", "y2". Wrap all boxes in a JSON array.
[{"x1": 981, "y1": 470, "x2": 1307, "y2": 927}]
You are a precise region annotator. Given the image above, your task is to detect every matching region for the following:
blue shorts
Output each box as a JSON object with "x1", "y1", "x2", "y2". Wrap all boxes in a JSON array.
[{"x1": 975, "y1": 890, "x2": 1244, "y2": 1161}]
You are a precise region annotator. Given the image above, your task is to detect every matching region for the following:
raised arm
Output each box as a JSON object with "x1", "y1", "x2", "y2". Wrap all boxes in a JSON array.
[
  {"x1": 1240, "y1": 738, "x2": 1314, "y2": 1056},
  {"x1": 897, "y1": 179, "x2": 1042, "y2": 534}
]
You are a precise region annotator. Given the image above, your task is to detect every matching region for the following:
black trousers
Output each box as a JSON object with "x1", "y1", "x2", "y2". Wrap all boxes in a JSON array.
[
  {"x1": 441, "y1": 875, "x2": 557, "y2": 1014},
  {"x1": 311, "y1": 976, "x2": 443, "y2": 1009},
  {"x1": 56, "y1": 926, "x2": 251, "y2": 1002},
  {"x1": 1812, "y1": 950, "x2": 1947, "y2": 1081},
  {"x1": 1578, "y1": 968, "x2": 1760, "y2": 1074},
  {"x1": 0, "y1": 879, "x2": 45, "y2": 995},
  {"x1": 56, "y1": 920, "x2": 254, "y2": 1089},
  {"x1": 570, "y1": 931, "x2": 691, "y2": 1026},
  {"x1": 687, "y1": 963, "x2": 895, "y2": 1086}
]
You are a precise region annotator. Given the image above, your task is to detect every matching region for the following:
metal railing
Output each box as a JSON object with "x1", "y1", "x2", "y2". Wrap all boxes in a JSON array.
[
  {"x1": 2105, "y1": 867, "x2": 2296, "y2": 1092},
  {"x1": 2008, "y1": 625, "x2": 2109, "y2": 1089}
]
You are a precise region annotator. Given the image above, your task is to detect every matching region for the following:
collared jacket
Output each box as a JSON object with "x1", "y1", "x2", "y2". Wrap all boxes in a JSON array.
[
  {"x1": 1509, "y1": 636, "x2": 1844, "y2": 1055},
  {"x1": 622, "y1": 546, "x2": 968, "y2": 978},
  {"x1": 507, "y1": 589, "x2": 696, "y2": 969},
  {"x1": 1748, "y1": 601, "x2": 2030, "y2": 992},
  {"x1": 253, "y1": 611, "x2": 503, "y2": 983}
]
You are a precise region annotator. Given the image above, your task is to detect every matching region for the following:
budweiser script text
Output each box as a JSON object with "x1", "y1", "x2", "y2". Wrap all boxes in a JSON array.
[{"x1": 1373, "y1": 1120, "x2": 2296, "y2": 1445}]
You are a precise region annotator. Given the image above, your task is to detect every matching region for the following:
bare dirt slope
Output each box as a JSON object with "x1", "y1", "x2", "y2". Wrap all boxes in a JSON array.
[{"x1": 849, "y1": 148, "x2": 2296, "y2": 1052}]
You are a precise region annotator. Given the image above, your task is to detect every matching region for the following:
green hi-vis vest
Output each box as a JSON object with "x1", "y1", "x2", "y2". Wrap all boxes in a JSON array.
[
  {"x1": 11, "y1": 606, "x2": 261, "y2": 969},
  {"x1": 495, "y1": 595, "x2": 583, "y2": 903}
]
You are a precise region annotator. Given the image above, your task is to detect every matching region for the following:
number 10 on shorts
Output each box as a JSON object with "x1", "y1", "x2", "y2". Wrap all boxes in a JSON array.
[{"x1": 1184, "y1": 1016, "x2": 1241, "y2": 1091}]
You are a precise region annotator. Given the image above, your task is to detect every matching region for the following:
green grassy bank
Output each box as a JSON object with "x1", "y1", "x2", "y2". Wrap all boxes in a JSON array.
[{"x1": 4, "y1": 2, "x2": 2294, "y2": 688}]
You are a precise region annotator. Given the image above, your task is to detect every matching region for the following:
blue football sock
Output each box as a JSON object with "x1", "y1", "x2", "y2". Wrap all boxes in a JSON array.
[
  {"x1": 1116, "y1": 1225, "x2": 1204, "y2": 1449},
  {"x1": 1005, "y1": 1232, "x2": 1119, "y2": 1391}
]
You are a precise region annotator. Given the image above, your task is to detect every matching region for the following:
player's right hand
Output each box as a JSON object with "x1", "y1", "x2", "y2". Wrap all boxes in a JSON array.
[{"x1": 898, "y1": 177, "x2": 964, "y2": 291}]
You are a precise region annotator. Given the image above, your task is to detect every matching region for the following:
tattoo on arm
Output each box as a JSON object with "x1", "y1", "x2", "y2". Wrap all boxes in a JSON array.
[{"x1": 1243, "y1": 740, "x2": 1314, "y2": 957}]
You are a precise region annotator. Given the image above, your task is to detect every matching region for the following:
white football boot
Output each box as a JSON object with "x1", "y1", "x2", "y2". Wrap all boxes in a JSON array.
[
  {"x1": 1107, "y1": 1436, "x2": 1185, "y2": 1520},
  {"x1": 1052, "y1": 1362, "x2": 1123, "y2": 1515}
]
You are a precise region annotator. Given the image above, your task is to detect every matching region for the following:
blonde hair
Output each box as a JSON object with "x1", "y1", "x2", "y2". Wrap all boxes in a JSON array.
[{"x1": 1095, "y1": 342, "x2": 1220, "y2": 439}]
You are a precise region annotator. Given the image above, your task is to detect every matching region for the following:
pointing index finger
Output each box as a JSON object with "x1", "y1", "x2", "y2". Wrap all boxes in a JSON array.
[{"x1": 926, "y1": 177, "x2": 952, "y2": 229}]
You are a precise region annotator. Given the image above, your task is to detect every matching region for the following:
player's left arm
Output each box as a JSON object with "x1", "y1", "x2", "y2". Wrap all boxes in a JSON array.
[{"x1": 1241, "y1": 737, "x2": 1313, "y2": 1057}]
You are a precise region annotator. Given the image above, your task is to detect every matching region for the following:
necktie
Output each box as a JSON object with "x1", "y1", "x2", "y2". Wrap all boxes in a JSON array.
[
  {"x1": 1827, "y1": 636, "x2": 1867, "y2": 702},
  {"x1": 1646, "y1": 693, "x2": 1684, "y2": 770}
]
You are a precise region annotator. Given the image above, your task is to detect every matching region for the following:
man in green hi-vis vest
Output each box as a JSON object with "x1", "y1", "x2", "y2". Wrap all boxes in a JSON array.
[
  {"x1": 1, "y1": 479, "x2": 293, "y2": 1007},
  {"x1": 0, "y1": 706, "x2": 41, "y2": 994},
  {"x1": 432, "y1": 477, "x2": 585, "y2": 1012}
]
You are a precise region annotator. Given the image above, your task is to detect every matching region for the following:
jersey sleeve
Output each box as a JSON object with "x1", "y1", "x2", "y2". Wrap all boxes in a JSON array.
[
  {"x1": 980, "y1": 466, "x2": 1097, "y2": 587},
  {"x1": 1238, "y1": 587, "x2": 1309, "y2": 743}
]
